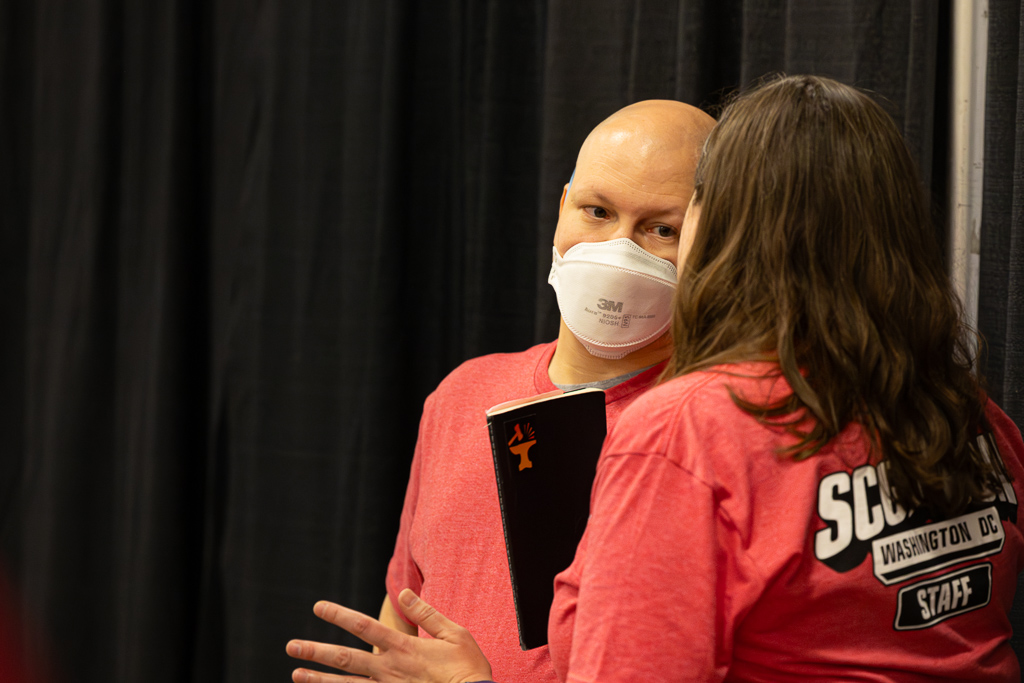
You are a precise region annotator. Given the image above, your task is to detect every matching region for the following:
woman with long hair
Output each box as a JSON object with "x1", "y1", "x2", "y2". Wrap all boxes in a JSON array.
[
  {"x1": 287, "y1": 75, "x2": 1024, "y2": 682},
  {"x1": 546, "y1": 74, "x2": 1024, "y2": 681}
]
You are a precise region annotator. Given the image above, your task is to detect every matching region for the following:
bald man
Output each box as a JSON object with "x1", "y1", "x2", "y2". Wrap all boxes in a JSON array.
[{"x1": 301, "y1": 100, "x2": 714, "y2": 683}]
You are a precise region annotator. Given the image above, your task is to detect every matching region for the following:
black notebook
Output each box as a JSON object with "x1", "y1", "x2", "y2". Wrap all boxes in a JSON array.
[{"x1": 485, "y1": 387, "x2": 607, "y2": 650}]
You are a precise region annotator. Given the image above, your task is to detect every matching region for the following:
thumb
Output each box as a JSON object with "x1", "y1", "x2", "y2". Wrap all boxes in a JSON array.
[{"x1": 396, "y1": 589, "x2": 464, "y2": 642}]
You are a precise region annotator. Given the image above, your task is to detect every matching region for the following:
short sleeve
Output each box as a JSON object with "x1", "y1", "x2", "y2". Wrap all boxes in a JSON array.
[
  {"x1": 553, "y1": 451, "x2": 733, "y2": 683},
  {"x1": 384, "y1": 400, "x2": 430, "y2": 624}
]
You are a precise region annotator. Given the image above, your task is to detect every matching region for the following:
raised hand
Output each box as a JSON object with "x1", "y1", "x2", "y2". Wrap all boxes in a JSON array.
[{"x1": 286, "y1": 589, "x2": 494, "y2": 683}]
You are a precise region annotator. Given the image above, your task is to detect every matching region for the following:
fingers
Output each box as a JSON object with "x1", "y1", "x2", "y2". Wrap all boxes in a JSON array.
[
  {"x1": 312, "y1": 600, "x2": 406, "y2": 652},
  {"x1": 286, "y1": 638, "x2": 375, "y2": 678},
  {"x1": 290, "y1": 595, "x2": 492, "y2": 683},
  {"x1": 290, "y1": 667, "x2": 365, "y2": 683},
  {"x1": 396, "y1": 589, "x2": 465, "y2": 642}
]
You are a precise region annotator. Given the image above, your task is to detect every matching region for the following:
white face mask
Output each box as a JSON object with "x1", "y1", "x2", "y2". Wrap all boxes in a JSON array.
[{"x1": 547, "y1": 238, "x2": 677, "y2": 360}]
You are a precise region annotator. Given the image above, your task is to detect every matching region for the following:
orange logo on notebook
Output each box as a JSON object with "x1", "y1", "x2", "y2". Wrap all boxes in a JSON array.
[{"x1": 508, "y1": 423, "x2": 537, "y2": 471}]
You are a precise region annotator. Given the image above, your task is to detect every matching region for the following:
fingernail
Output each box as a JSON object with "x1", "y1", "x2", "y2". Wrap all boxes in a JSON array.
[
  {"x1": 293, "y1": 669, "x2": 308, "y2": 683},
  {"x1": 287, "y1": 641, "x2": 303, "y2": 657},
  {"x1": 400, "y1": 590, "x2": 419, "y2": 607}
]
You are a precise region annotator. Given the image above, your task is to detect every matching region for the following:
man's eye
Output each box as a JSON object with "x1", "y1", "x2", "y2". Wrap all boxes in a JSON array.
[
  {"x1": 583, "y1": 206, "x2": 610, "y2": 219},
  {"x1": 653, "y1": 225, "x2": 678, "y2": 238}
]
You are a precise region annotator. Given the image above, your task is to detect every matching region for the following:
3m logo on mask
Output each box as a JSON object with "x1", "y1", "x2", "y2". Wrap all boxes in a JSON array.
[
  {"x1": 597, "y1": 298, "x2": 623, "y2": 312},
  {"x1": 814, "y1": 433, "x2": 1016, "y2": 585}
]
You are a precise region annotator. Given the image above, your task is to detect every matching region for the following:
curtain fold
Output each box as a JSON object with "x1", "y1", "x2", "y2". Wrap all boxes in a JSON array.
[
  {"x1": 1, "y1": 1, "x2": 209, "y2": 681},
  {"x1": 980, "y1": 0, "x2": 1024, "y2": 424},
  {"x1": 979, "y1": 0, "x2": 1024, "y2": 656},
  {"x1": 1, "y1": 1, "x2": 1020, "y2": 682}
]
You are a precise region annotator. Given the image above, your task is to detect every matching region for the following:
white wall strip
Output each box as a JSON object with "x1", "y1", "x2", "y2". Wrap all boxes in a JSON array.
[{"x1": 949, "y1": 0, "x2": 989, "y2": 346}]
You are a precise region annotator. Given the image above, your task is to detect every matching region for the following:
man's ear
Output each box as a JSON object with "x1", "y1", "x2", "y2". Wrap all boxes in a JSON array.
[{"x1": 558, "y1": 184, "x2": 569, "y2": 215}]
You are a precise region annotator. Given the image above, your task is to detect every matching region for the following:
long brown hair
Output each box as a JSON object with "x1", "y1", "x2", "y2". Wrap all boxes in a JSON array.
[{"x1": 666, "y1": 74, "x2": 1006, "y2": 518}]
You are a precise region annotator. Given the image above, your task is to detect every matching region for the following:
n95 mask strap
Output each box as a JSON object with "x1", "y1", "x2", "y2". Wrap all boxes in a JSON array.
[{"x1": 547, "y1": 238, "x2": 677, "y2": 360}]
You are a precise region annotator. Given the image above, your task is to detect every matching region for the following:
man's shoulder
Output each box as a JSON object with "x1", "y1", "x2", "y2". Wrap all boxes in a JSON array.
[
  {"x1": 443, "y1": 341, "x2": 553, "y2": 382},
  {"x1": 428, "y1": 341, "x2": 557, "y2": 406}
]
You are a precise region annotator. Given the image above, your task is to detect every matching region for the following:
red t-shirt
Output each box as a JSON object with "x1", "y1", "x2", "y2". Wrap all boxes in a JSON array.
[
  {"x1": 549, "y1": 363, "x2": 1024, "y2": 682},
  {"x1": 387, "y1": 341, "x2": 665, "y2": 683}
]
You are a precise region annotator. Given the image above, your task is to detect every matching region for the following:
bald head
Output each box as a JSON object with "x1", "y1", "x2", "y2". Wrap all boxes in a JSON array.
[
  {"x1": 590, "y1": 100, "x2": 714, "y2": 162},
  {"x1": 555, "y1": 100, "x2": 716, "y2": 266}
]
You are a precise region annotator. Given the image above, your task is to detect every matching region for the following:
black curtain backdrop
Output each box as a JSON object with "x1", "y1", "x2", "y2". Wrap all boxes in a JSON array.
[
  {"x1": 1, "y1": 1, "x2": 1021, "y2": 682},
  {"x1": 982, "y1": 0, "x2": 1024, "y2": 656}
]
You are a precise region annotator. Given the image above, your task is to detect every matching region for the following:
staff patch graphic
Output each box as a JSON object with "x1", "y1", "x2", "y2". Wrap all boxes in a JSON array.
[{"x1": 893, "y1": 564, "x2": 992, "y2": 630}]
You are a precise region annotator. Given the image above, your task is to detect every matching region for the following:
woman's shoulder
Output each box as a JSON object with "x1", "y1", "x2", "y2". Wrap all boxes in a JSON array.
[
  {"x1": 624, "y1": 361, "x2": 789, "y2": 420},
  {"x1": 984, "y1": 399, "x2": 1024, "y2": 473},
  {"x1": 607, "y1": 362, "x2": 791, "y2": 467}
]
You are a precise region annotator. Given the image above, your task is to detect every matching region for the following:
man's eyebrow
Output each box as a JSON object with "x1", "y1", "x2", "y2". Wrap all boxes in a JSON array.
[
  {"x1": 576, "y1": 189, "x2": 686, "y2": 219},
  {"x1": 572, "y1": 189, "x2": 611, "y2": 205}
]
